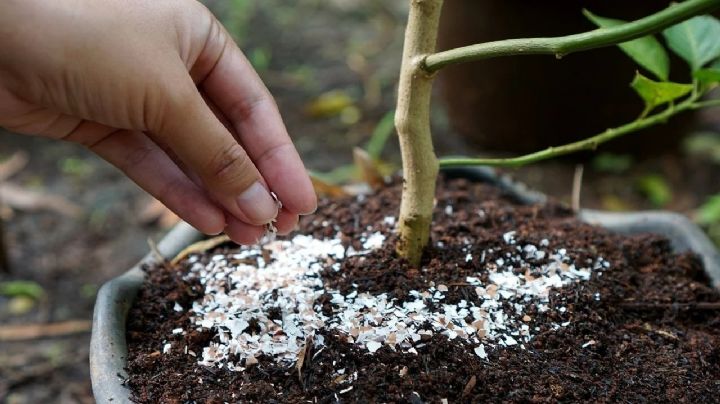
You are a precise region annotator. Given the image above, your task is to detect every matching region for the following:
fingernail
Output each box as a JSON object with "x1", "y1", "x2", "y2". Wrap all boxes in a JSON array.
[{"x1": 236, "y1": 181, "x2": 278, "y2": 225}]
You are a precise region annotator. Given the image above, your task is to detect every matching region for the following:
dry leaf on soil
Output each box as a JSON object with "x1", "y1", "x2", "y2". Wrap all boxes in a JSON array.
[
  {"x1": 352, "y1": 147, "x2": 385, "y2": 190},
  {"x1": 296, "y1": 335, "x2": 313, "y2": 384},
  {"x1": 171, "y1": 235, "x2": 231, "y2": 265},
  {"x1": 309, "y1": 175, "x2": 349, "y2": 198}
]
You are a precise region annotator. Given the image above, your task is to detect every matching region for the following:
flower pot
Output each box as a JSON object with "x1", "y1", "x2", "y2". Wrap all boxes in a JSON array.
[
  {"x1": 435, "y1": 0, "x2": 696, "y2": 154},
  {"x1": 90, "y1": 168, "x2": 720, "y2": 402}
]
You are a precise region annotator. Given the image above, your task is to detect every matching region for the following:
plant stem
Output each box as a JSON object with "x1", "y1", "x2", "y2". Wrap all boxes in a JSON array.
[
  {"x1": 440, "y1": 94, "x2": 702, "y2": 168},
  {"x1": 395, "y1": 0, "x2": 443, "y2": 266},
  {"x1": 423, "y1": 0, "x2": 720, "y2": 73},
  {"x1": 692, "y1": 98, "x2": 720, "y2": 109}
]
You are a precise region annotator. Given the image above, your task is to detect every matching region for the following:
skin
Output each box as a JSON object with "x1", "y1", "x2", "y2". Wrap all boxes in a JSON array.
[{"x1": 0, "y1": 0, "x2": 317, "y2": 244}]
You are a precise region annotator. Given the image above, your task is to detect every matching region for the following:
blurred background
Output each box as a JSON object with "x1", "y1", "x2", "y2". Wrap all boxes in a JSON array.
[{"x1": 1, "y1": 1, "x2": 718, "y2": 402}]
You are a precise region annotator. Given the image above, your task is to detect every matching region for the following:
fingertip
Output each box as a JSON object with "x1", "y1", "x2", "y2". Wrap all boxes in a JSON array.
[
  {"x1": 300, "y1": 190, "x2": 318, "y2": 215},
  {"x1": 272, "y1": 175, "x2": 318, "y2": 216},
  {"x1": 224, "y1": 215, "x2": 265, "y2": 245},
  {"x1": 235, "y1": 181, "x2": 279, "y2": 225},
  {"x1": 275, "y1": 210, "x2": 299, "y2": 235},
  {"x1": 294, "y1": 180, "x2": 318, "y2": 215}
]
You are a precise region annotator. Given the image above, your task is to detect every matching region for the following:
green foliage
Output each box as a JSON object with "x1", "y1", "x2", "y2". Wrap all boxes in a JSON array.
[
  {"x1": 311, "y1": 111, "x2": 397, "y2": 185},
  {"x1": 440, "y1": 11, "x2": 720, "y2": 171},
  {"x1": 81, "y1": 283, "x2": 99, "y2": 299},
  {"x1": 583, "y1": 10, "x2": 670, "y2": 80},
  {"x1": 683, "y1": 131, "x2": 720, "y2": 163},
  {"x1": 60, "y1": 157, "x2": 93, "y2": 178},
  {"x1": 582, "y1": 11, "x2": 720, "y2": 122},
  {"x1": 7, "y1": 296, "x2": 36, "y2": 315},
  {"x1": 591, "y1": 153, "x2": 634, "y2": 174},
  {"x1": 697, "y1": 194, "x2": 720, "y2": 225},
  {"x1": 663, "y1": 15, "x2": 720, "y2": 71},
  {"x1": 636, "y1": 174, "x2": 673, "y2": 207},
  {"x1": 305, "y1": 90, "x2": 355, "y2": 118},
  {"x1": 220, "y1": 0, "x2": 256, "y2": 46},
  {"x1": 630, "y1": 73, "x2": 693, "y2": 116},
  {"x1": 248, "y1": 47, "x2": 272, "y2": 71},
  {"x1": 693, "y1": 67, "x2": 720, "y2": 85},
  {"x1": 0, "y1": 280, "x2": 44, "y2": 300},
  {"x1": 698, "y1": 194, "x2": 720, "y2": 247},
  {"x1": 365, "y1": 110, "x2": 396, "y2": 161},
  {"x1": 583, "y1": 11, "x2": 720, "y2": 115},
  {"x1": 309, "y1": 165, "x2": 356, "y2": 185}
]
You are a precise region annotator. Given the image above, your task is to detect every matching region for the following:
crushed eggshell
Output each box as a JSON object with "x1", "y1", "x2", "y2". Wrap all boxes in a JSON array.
[{"x1": 170, "y1": 228, "x2": 610, "y2": 371}]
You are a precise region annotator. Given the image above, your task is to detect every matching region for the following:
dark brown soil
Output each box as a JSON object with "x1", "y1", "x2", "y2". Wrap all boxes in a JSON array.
[{"x1": 126, "y1": 176, "x2": 720, "y2": 403}]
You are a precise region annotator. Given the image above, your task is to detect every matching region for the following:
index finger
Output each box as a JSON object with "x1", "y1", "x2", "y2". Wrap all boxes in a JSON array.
[{"x1": 193, "y1": 21, "x2": 317, "y2": 216}]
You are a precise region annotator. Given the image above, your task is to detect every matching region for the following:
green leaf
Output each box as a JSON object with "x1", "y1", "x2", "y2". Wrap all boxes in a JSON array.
[
  {"x1": 707, "y1": 223, "x2": 720, "y2": 248},
  {"x1": 636, "y1": 174, "x2": 672, "y2": 207},
  {"x1": 583, "y1": 10, "x2": 669, "y2": 81},
  {"x1": 365, "y1": 110, "x2": 396, "y2": 160},
  {"x1": 0, "y1": 280, "x2": 44, "y2": 300},
  {"x1": 308, "y1": 165, "x2": 356, "y2": 185},
  {"x1": 697, "y1": 194, "x2": 720, "y2": 225},
  {"x1": 591, "y1": 153, "x2": 633, "y2": 174},
  {"x1": 630, "y1": 72, "x2": 693, "y2": 114},
  {"x1": 304, "y1": 90, "x2": 354, "y2": 118},
  {"x1": 683, "y1": 131, "x2": 720, "y2": 163},
  {"x1": 663, "y1": 15, "x2": 720, "y2": 71},
  {"x1": 693, "y1": 68, "x2": 720, "y2": 85},
  {"x1": 59, "y1": 157, "x2": 92, "y2": 178},
  {"x1": 248, "y1": 47, "x2": 271, "y2": 72}
]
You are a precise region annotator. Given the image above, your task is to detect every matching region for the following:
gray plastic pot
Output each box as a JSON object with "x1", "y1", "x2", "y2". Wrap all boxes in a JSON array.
[{"x1": 90, "y1": 167, "x2": 720, "y2": 403}]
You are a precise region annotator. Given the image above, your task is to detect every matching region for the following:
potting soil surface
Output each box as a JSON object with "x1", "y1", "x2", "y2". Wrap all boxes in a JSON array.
[{"x1": 126, "y1": 177, "x2": 720, "y2": 403}]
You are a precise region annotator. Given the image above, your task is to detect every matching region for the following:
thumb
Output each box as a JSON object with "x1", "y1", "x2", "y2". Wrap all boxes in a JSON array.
[{"x1": 148, "y1": 73, "x2": 278, "y2": 227}]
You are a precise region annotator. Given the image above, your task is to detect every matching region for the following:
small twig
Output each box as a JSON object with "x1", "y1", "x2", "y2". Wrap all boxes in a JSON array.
[
  {"x1": 462, "y1": 375, "x2": 477, "y2": 397},
  {"x1": 440, "y1": 93, "x2": 701, "y2": 168},
  {"x1": 620, "y1": 302, "x2": 720, "y2": 311},
  {"x1": 691, "y1": 98, "x2": 720, "y2": 109},
  {"x1": 624, "y1": 323, "x2": 679, "y2": 340},
  {"x1": 170, "y1": 235, "x2": 231, "y2": 265},
  {"x1": 447, "y1": 282, "x2": 472, "y2": 287},
  {"x1": 571, "y1": 164, "x2": 584, "y2": 213},
  {"x1": 0, "y1": 320, "x2": 91, "y2": 341}
]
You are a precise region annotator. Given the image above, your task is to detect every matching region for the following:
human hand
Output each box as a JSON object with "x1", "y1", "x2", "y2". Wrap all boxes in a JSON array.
[{"x1": 0, "y1": 0, "x2": 316, "y2": 243}]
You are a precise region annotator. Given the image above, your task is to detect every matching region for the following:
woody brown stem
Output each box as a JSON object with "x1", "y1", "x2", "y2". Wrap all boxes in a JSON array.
[{"x1": 395, "y1": 0, "x2": 443, "y2": 266}]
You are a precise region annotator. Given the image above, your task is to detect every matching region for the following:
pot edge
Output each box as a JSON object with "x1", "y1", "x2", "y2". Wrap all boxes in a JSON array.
[{"x1": 89, "y1": 221, "x2": 203, "y2": 403}]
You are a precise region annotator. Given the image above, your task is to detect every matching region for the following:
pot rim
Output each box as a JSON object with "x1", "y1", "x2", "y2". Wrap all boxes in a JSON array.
[
  {"x1": 89, "y1": 167, "x2": 720, "y2": 402},
  {"x1": 89, "y1": 221, "x2": 203, "y2": 403}
]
